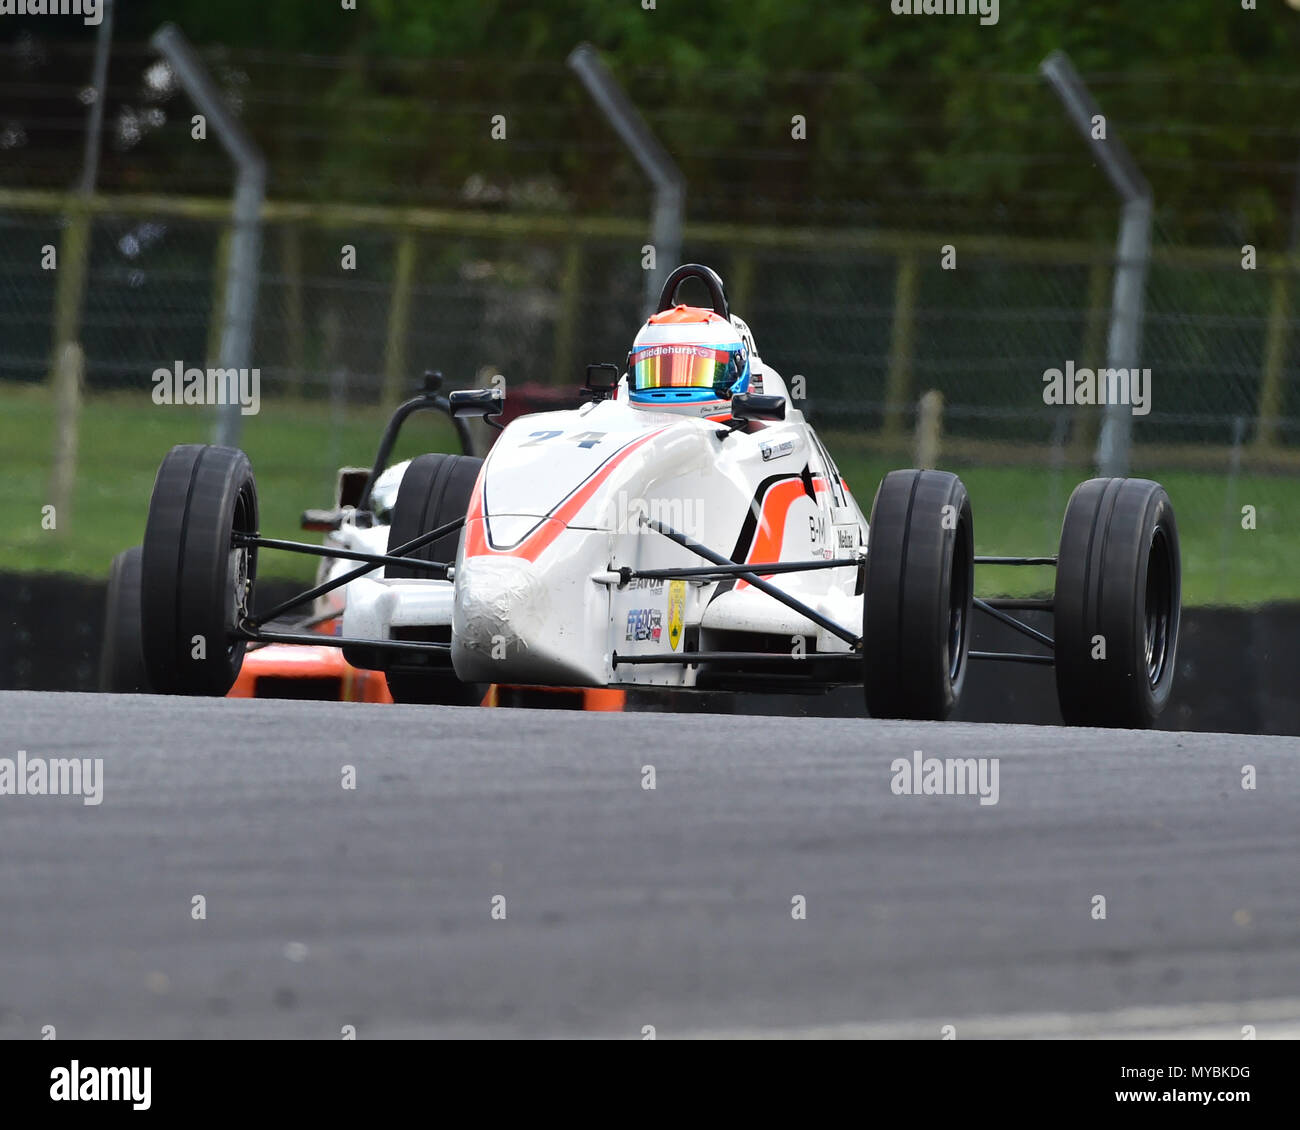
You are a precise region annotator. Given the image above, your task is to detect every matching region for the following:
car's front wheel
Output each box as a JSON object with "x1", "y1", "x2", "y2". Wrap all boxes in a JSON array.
[
  {"x1": 1053, "y1": 477, "x2": 1181, "y2": 728},
  {"x1": 862, "y1": 468, "x2": 974, "y2": 720},
  {"x1": 140, "y1": 444, "x2": 259, "y2": 695}
]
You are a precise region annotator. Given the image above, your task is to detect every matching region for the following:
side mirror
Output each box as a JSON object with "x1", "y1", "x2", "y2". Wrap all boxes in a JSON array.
[
  {"x1": 301, "y1": 508, "x2": 343, "y2": 532},
  {"x1": 583, "y1": 362, "x2": 619, "y2": 401},
  {"x1": 730, "y1": 393, "x2": 786, "y2": 422},
  {"x1": 448, "y1": 387, "x2": 505, "y2": 423},
  {"x1": 336, "y1": 467, "x2": 371, "y2": 509}
]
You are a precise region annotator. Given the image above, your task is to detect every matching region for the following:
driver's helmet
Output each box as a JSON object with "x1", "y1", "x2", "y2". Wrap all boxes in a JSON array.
[{"x1": 626, "y1": 306, "x2": 751, "y2": 416}]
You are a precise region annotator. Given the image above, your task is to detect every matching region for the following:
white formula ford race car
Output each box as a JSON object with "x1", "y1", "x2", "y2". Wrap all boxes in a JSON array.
[{"x1": 133, "y1": 264, "x2": 1182, "y2": 727}]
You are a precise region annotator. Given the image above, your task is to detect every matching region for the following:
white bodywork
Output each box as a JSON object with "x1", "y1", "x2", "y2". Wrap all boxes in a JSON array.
[
  {"x1": 311, "y1": 461, "x2": 408, "y2": 623},
  {"x1": 342, "y1": 364, "x2": 870, "y2": 691}
]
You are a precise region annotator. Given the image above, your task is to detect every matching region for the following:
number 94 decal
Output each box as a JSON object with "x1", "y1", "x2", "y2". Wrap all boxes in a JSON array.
[{"x1": 522, "y1": 430, "x2": 606, "y2": 449}]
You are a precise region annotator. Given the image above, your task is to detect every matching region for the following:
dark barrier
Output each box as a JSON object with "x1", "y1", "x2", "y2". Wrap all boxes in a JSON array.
[
  {"x1": 1, "y1": 571, "x2": 1296, "y2": 735},
  {"x1": 956, "y1": 605, "x2": 1300, "y2": 736},
  {"x1": 655, "y1": 605, "x2": 1300, "y2": 736},
  {"x1": 0, "y1": 573, "x2": 305, "y2": 695}
]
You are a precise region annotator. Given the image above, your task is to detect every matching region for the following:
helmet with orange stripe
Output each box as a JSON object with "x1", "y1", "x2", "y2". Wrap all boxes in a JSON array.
[{"x1": 626, "y1": 305, "x2": 752, "y2": 417}]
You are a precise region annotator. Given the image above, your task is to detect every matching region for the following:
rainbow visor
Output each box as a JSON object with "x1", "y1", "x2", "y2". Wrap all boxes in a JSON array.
[{"x1": 631, "y1": 343, "x2": 745, "y2": 394}]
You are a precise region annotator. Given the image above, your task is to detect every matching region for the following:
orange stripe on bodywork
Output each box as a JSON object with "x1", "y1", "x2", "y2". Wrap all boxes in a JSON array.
[
  {"x1": 736, "y1": 477, "x2": 808, "y2": 590},
  {"x1": 465, "y1": 428, "x2": 667, "y2": 562},
  {"x1": 465, "y1": 515, "x2": 567, "y2": 564}
]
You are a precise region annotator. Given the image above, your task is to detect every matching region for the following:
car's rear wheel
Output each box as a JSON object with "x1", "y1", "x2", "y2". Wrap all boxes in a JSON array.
[
  {"x1": 1054, "y1": 477, "x2": 1181, "y2": 728},
  {"x1": 140, "y1": 444, "x2": 258, "y2": 696},
  {"x1": 384, "y1": 452, "x2": 486, "y2": 706},
  {"x1": 100, "y1": 545, "x2": 151, "y2": 693},
  {"x1": 862, "y1": 469, "x2": 973, "y2": 720}
]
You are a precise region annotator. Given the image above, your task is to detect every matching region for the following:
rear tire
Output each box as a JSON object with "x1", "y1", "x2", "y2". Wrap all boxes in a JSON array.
[
  {"x1": 99, "y1": 545, "x2": 150, "y2": 693},
  {"x1": 384, "y1": 452, "x2": 486, "y2": 706},
  {"x1": 140, "y1": 445, "x2": 259, "y2": 696},
  {"x1": 862, "y1": 469, "x2": 974, "y2": 720},
  {"x1": 1054, "y1": 477, "x2": 1180, "y2": 728}
]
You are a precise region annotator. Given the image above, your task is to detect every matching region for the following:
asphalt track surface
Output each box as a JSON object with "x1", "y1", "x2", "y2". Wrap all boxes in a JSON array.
[{"x1": 1, "y1": 690, "x2": 1298, "y2": 1039}]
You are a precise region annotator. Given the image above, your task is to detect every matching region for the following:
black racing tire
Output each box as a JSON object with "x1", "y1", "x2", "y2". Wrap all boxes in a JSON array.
[
  {"x1": 862, "y1": 469, "x2": 974, "y2": 720},
  {"x1": 385, "y1": 451, "x2": 483, "y2": 578},
  {"x1": 1054, "y1": 477, "x2": 1181, "y2": 728},
  {"x1": 140, "y1": 444, "x2": 259, "y2": 696},
  {"x1": 99, "y1": 545, "x2": 151, "y2": 693},
  {"x1": 384, "y1": 452, "x2": 486, "y2": 706}
]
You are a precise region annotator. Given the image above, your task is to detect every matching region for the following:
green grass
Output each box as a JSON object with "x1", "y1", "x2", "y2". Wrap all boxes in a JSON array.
[
  {"x1": 1, "y1": 382, "x2": 1295, "y2": 604},
  {"x1": 826, "y1": 443, "x2": 1299, "y2": 606},
  {"x1": 0, "y1": 382, "x2": 459, "y2": 582}
]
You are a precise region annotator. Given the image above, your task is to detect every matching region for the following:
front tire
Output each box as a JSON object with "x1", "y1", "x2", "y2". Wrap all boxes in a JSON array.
[
  {"x1": 1054, "y1": 477, "x2": 1180, "y2": 728},
  {"x1": 862, "y1": 469, "x2": 974, "y2": 720},
  {"x1": 140, "y1": 444, "x2": 259, "y2": 696}
]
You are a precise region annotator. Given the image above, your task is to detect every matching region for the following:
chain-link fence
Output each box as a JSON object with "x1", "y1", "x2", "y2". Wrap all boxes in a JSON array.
[{"x1": 5, "y1": 196, "x2": 1296, "y2": 440}]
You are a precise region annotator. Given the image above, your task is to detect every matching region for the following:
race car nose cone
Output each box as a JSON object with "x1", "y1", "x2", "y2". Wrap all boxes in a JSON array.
[
  {"x1": 451, "y1": 556, "x2": 553, "y2": 681},
  {"x1": 454, "y1": 557, "x2": 550, "y2": 651},
  {"x1": 451, "y1": 527, "x2": 613, "y2": 687}
]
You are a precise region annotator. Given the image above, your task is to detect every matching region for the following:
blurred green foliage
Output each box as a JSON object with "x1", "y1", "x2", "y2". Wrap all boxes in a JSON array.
[
  {"x1": 83, "y1": 0, "x2": 1300, "y2": 241},
  {"x1": 118, "y1": 0, "x2": 1300, "y2": 75}
]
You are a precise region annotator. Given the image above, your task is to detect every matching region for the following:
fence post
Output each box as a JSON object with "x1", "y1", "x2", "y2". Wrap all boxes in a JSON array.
[
  {"x1": 729, "y1": 252, "x2": 756, "y2": 317},
  {"x1": 48, "y1": 203, "x2": 92, "y2": 376},
  {"x1": 282, "y1": 223, "x2": 305, "y2": 398},
  {"x1": 551, "y1": 240, "x2": 583, "y2": 385},
  {"x1": 152, "y1": 23, "x2": 266, "y2": 448},
  {"x1": 568, "y1": 43, "x2": 685, "y2": 319},
  {"x1": 1041, "y1": 50, "x2": 1152, "y2": 478},
  {"x1": 205, "y1": 226, "x2": 232, "y2": 369},
  {"x1": 1070, "y1": 257, "x2": 1112, "y2": 464},
  {"x1": 914, "y1": 389, "x2": 943, "y2": 469},
  {"x1": 1254, "y1": 265, "x2": 1290, "y2": 452},
  {"x1": 48, "y1": 342, "x2": 85, "y2": 537},
  {"x1": 882, "y1": 248, "x2": 919, "y2": 445},
  {"x1": 382, "y1": 230, "x2": 417, "y2": 408},
  {"x1": 45, "y1": 201, "x2": 92, "y2": 539}
]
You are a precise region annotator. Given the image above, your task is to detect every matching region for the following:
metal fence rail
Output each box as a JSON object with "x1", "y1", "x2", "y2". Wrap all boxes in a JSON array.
[{"x1": 2, "y1": 187, "x2": 1296, "y2": 464}]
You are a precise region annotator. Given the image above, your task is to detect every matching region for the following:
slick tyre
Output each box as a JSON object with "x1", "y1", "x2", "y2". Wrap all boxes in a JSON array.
[
  {"x1": 863, "y1": 469, "x2": 974, "y2": 720},
  {"x1": 1054, "y1": 477, "x2": 1181, "y2": 728},
  {"x1": 384, "y1": 452, "x2": 485, "y2": 706},
  {"x1": 99, "y1": 545, "x2": 151, "y2": 693},
  {"x1": 140, "y1": 444, "x2": 259, "y2": 696}
]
